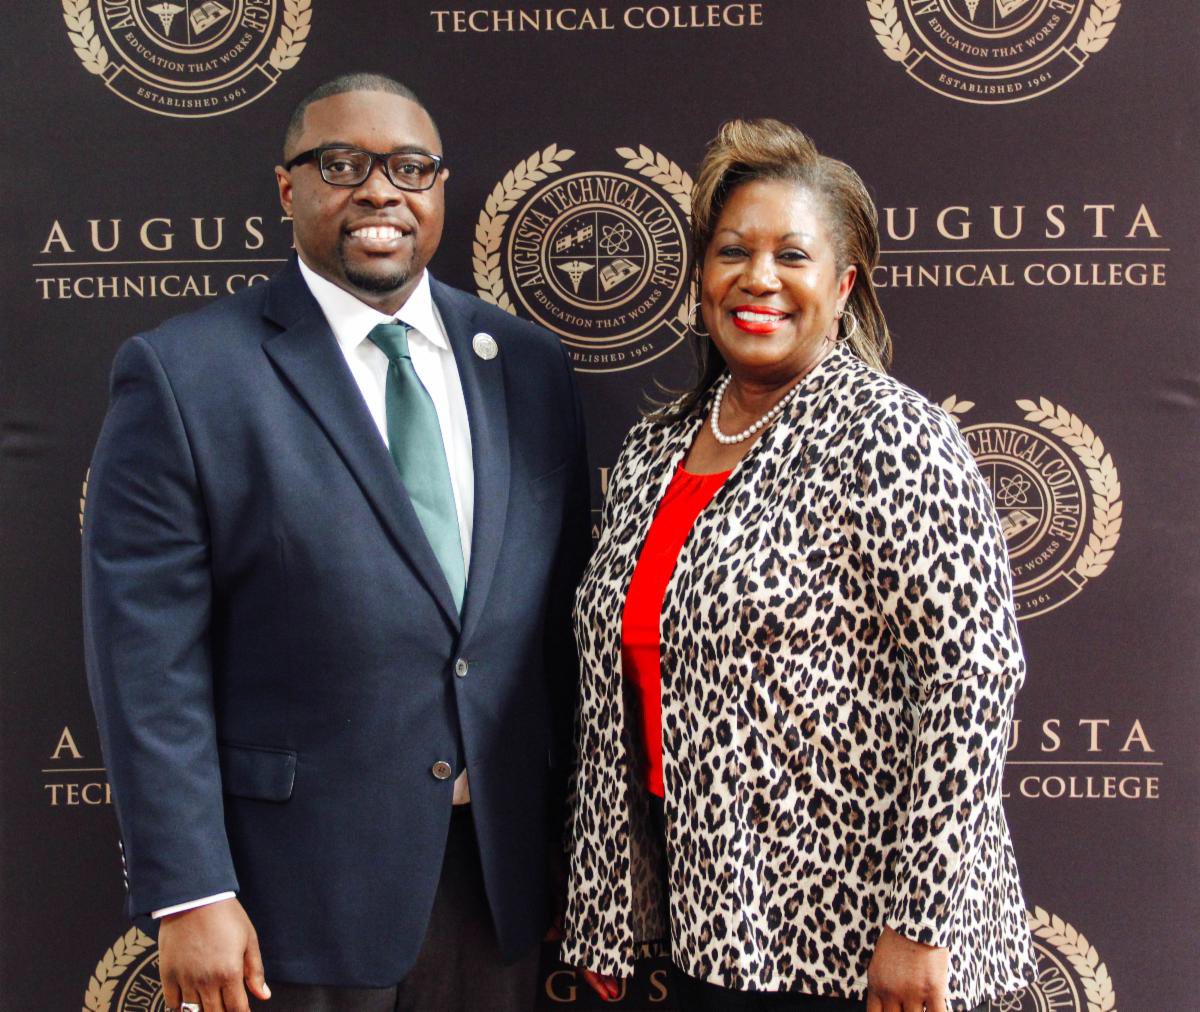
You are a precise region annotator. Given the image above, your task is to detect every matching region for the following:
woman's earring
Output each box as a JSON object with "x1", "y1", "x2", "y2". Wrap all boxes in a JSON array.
[
  {"x1": 689, "y1": 302, "x2": 709, "y2": 337},
  {"x1": 835, "y1": 308, "x2": 859, "y2": 343}
]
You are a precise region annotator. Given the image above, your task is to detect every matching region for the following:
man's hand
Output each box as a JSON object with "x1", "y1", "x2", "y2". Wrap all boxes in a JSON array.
[
  {"x1": 158, "y1": 898, "x2": 270, "y2": 1011},
  {"x1": 866, "y1": 925, "x2": 949, "y2": 1012}
]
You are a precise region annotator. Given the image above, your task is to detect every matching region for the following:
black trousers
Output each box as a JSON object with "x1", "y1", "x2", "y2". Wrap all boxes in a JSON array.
[{"x1": 249, "y1": 806, "x2": 540, "y2": 1012}]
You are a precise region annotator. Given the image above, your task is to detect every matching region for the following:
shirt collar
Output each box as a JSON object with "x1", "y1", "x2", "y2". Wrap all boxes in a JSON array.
[{"x1": 296, "y1": 257, "x2": 447, "y2": 354}]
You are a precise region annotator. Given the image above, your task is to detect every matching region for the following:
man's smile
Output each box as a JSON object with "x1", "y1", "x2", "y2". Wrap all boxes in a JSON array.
[{"x1": 345, "y1": 220, "x2": 412, "y2": 254}]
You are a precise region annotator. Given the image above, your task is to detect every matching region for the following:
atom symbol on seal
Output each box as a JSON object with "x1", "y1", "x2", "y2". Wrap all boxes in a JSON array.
[
  {"x1": 990, "y1": 994, "x2": 1025, "y2": 1012},
  {"x1": 996, "y1": 473, "x2": 1032, "y2": 506},
  {"x1": 599, "y1": 222, "x2": 633, "y2": 255}
]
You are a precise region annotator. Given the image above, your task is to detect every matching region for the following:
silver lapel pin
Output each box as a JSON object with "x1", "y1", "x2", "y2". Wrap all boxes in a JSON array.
[{"x1": 472, "y1": 332, "x2": 498, "y2": 360}]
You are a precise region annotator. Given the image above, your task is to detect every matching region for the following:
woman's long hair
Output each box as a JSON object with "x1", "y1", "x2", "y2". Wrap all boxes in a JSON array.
[{"x1": 652, "y1": 119, "x2": 892, "y2": 422}]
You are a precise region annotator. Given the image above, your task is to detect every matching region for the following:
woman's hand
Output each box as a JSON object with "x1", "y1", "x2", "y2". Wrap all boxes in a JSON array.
[
  {"x1": 580, "y1": 968, "x2": 623, "y2": 1002},
  {"x1": 866, "y1": 925, "x2": 949, "y2": 1012}
]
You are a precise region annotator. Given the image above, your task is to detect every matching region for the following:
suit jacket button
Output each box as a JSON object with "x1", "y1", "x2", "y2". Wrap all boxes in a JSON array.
[
  {"x1": 431, "y1": 761, "x2": 453, "y2": 780},
  {"x1": 454, "y1": 658, "x2": 469, "y2": 678}
]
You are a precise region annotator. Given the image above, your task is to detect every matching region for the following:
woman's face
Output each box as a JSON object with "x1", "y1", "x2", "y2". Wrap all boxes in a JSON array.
[{"x1": 700, "y1": 179, "x2": 855, "y2": 387}]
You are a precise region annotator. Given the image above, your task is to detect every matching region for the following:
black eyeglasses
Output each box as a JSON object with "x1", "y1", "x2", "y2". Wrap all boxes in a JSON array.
[{"x1": 284, "y1": 145, "x2": 445, "y2": 191}]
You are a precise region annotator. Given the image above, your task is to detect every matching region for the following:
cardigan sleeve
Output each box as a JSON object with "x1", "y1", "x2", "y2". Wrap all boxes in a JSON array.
[{"x1": 849, "y1": 397, "x2": 1025, "y2": 948}]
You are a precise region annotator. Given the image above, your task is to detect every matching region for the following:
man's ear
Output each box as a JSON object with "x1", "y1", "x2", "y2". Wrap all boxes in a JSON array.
[{"x1": 275, "y1": 166, "x2": 293, "y2": 216}]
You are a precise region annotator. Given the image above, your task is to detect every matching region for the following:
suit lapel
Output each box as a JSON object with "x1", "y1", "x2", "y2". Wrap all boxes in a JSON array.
[
  {"x1": 431, "y1": 280, "x2": 510, "y2": 640},
  {"x1": 261, "y1": 260, "x2": 462, "y2": 629}
]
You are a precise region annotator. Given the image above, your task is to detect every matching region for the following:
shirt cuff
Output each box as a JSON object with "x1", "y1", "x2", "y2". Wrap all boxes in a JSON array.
[{"x1": 152, "y1": 892, "x2": 236, "y2": 919}]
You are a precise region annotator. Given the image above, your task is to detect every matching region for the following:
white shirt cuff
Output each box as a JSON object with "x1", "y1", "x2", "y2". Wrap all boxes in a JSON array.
[{"x1": 152, "y1": 892, "x2": 236, "y2": 919}]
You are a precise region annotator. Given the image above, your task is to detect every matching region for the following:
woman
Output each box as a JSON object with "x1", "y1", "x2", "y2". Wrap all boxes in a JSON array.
[{"x1": 560, "y1": 120, "x2": 1035, "y2": 1012}]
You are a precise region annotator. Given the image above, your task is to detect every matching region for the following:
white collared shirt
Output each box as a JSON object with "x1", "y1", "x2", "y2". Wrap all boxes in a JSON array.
[
  {"x1": 152, "y1": 263, "x2": 475, "y2": 919},
  {"x1": 297, "y1": 258, "x2": 475, "y2": 571}
]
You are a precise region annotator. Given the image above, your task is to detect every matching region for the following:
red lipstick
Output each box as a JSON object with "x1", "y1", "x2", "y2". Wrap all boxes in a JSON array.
[{"x1": 730, "y1": 305, "x2": 787, "y2": 334}]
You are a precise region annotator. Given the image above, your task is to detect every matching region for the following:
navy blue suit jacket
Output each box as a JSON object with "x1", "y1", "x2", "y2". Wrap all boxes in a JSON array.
[{"x1": 82, "y1": 258, "x2": 590, "y2": 986}]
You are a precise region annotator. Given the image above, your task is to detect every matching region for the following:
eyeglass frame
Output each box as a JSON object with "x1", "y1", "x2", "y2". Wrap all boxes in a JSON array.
[{"x1": 283, "y1": 145, "x2": 447, "y2": 191}]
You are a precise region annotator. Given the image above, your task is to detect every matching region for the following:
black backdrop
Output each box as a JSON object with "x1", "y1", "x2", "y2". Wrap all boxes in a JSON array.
[{"x1": 2, "y1": 2, "x2": 1198, "y2": 1009}]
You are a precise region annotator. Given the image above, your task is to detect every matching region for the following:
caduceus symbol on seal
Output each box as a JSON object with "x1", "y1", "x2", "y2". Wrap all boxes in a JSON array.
[{"x1": 956, "y1": 0, "x2": 1037, "y2": 22}]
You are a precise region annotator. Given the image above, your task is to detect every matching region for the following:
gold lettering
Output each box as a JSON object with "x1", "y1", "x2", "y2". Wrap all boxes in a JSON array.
[
  {"x1": 648, "y1": 967, "x2": 670, "y2": 1001},
  {"x1": 51, "y1": 726, "x2": 83, "y2": 760},
  {"x1": 244, "y1": 216, "x2": 264, "y2": 250},
  {"x1": 193, "y1": 217, "x2": 225, "y2": 252},
  {"x1": 1120, "y1": 719, "x2": 1153, "y2": 753},
  {"x1": 140, "y1": 218, "x2": 174, "y2": 252},
  {"x1": 41, "y1": 220, "x2": 74, "y2": 254},
  {"x1": 884, "y1": 207, "x2": 917, "y2": 241},
  {"x1": 1079, "y1": 718, "x2": 1109, "y2": 752},
  {"x1": 1126, "y1": 203, "x2": 1161, "y2": 239},
  {"x1": 101, "y1": 1, "x2": 135, "y2": 31},
  {"x1": 240, "y1": 0, "x2": 270, "y2": 32},
  {"x1": 88, "y1": 219, "x2": 121, "y2": 253},
  {"x1": 991, "y1": 205, "x2": 1024, "y2": 240},
  {"x1": 544, "y1": 969, "x2": 576, "y2": 1002},
  {"x1": 936, "y1": 206, "x2": 970, "y2": 240},
  {"x1": 1040, "y1": 718, "x2": 1061, "y2": 753},
  {"x1": 1043, "y1": 204, "x2": 1066, "y2": 239},
  {"x1": 1083, "y1": 203, "x2": 1115, "y2": 238}
]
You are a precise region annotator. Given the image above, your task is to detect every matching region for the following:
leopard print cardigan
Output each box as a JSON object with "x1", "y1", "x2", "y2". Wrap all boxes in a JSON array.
[{"x1": 561, "y1": 345, "x2": 1036, "y2": 1008}]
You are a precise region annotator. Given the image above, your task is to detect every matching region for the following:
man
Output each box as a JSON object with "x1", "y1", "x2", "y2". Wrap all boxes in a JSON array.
[{"x1": 83, "y1": 74, "x2": 590, "y2": 1012}]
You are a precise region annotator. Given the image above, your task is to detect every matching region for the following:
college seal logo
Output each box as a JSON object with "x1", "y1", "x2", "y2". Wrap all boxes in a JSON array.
[
  {"x1": 475, "y1": 144, "x2": 693, "y2": 373},
  {"x1": 943, "y1": 396, "x2": 1121, "y2": 619},
  {"x1": 866, "y1": 0, "x2": 1119, "y2": 104},
  {"x1": 83, "y1": 928, "x2": 164, "y2": 1012},
  {"x1": 61, "y1": 0, "x2": 310, "y2": 117},
  {"x1": 989, "y1": 907, "x2": 1116, "y2": 1011}
]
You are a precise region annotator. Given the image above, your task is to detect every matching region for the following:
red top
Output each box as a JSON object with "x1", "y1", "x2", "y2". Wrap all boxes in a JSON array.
[{"x1": 621, "y1": 463, "x2": 731, "y2": 797}]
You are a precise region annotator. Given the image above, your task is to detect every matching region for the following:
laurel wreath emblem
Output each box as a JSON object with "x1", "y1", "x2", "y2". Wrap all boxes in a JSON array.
[
  {"x1": 62, "y1": 0, "x2": 110, "y2": 76},
  {"x1": 269, "y1": 0, "x2": 312, "y2": 72},
  {"x1": 83, "y1": 926, "x2": 155, "y2": 1012},
  {"x1": 473, "y1": 145, "x2": 694, "y2": 327},
  {"x1": 867, "y1": 0, "x2": 1119, "y2": 64},
  {"x1": 1026, "y1": 906, "x2": 1117, "y2": 1011},
  {"x1": 1076, "y1": 0, "x2": 1120, "y2": 54},
  {"x1": 866, "y1": 0, "x2": 912, "y2": 63},
  {"x1": 615, "y1": 145, "x2": 696, "y2": 329},
  {"x1": 473, "y1": 145, "x2": 576, "y2": 313},
  {"x1": 63, "y1": 1, "x2": 310, "y2": 78},
  {"x1": 614, "y1": 145, "x2": 693, "y2": 218},
  {"x1": 1016, "y1": 398, "x2": 1121, "y2": 580},
  {"x1": 942, "y1": 397, "x2": 1121, "y2": 585},
  {"x1": 940, "y1": 395, "x2": 975, "y2": 419}
]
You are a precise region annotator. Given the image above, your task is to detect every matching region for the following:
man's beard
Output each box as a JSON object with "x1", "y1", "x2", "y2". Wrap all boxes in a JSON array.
[{"x1": 339, "y1": 239, "x2": 412, "y2": 295}]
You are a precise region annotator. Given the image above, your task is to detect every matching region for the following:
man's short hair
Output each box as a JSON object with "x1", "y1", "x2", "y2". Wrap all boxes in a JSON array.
[{"x1": 282, "y1": 73, "x2": 436, "y2": 159}]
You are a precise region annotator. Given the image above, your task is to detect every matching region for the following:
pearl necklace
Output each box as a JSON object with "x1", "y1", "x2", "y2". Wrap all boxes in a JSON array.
[{"x1": 709, "y1": 373, "x2": 805, "y2": 445}]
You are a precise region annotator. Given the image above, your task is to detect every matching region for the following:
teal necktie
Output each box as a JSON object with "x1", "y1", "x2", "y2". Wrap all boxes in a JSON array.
[{"x1": 367, "y1": 322, "x2": 465, "y2": 611}]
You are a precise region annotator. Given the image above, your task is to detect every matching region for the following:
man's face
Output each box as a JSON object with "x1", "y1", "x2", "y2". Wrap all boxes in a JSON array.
[{"x1": 276, "y1": 90, "x2": 447, "y2": 313}]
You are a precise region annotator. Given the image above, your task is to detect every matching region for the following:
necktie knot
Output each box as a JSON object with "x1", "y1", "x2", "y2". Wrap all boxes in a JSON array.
[{"x1": 367, "y1": 321, "x2": 411, "y2": 362}]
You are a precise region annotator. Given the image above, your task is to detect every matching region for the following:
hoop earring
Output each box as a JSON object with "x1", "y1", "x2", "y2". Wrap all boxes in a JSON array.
[
  {"x1": 689, "y1": 301, "x2": 709, "y2": 337},
  {"x1": 836, "y1": 308, "x2": 859, "y2": 343}
]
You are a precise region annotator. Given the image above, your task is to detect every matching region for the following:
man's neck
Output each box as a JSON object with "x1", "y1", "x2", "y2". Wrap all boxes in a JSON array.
[{"x1": 297, "y1": 254, "x2": 420, "y2": 317}]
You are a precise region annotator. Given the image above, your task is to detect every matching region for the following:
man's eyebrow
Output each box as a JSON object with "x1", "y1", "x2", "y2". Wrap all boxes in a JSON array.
[{"x1": 316, "y1": 142, "x2": 438, "y2": 155}]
